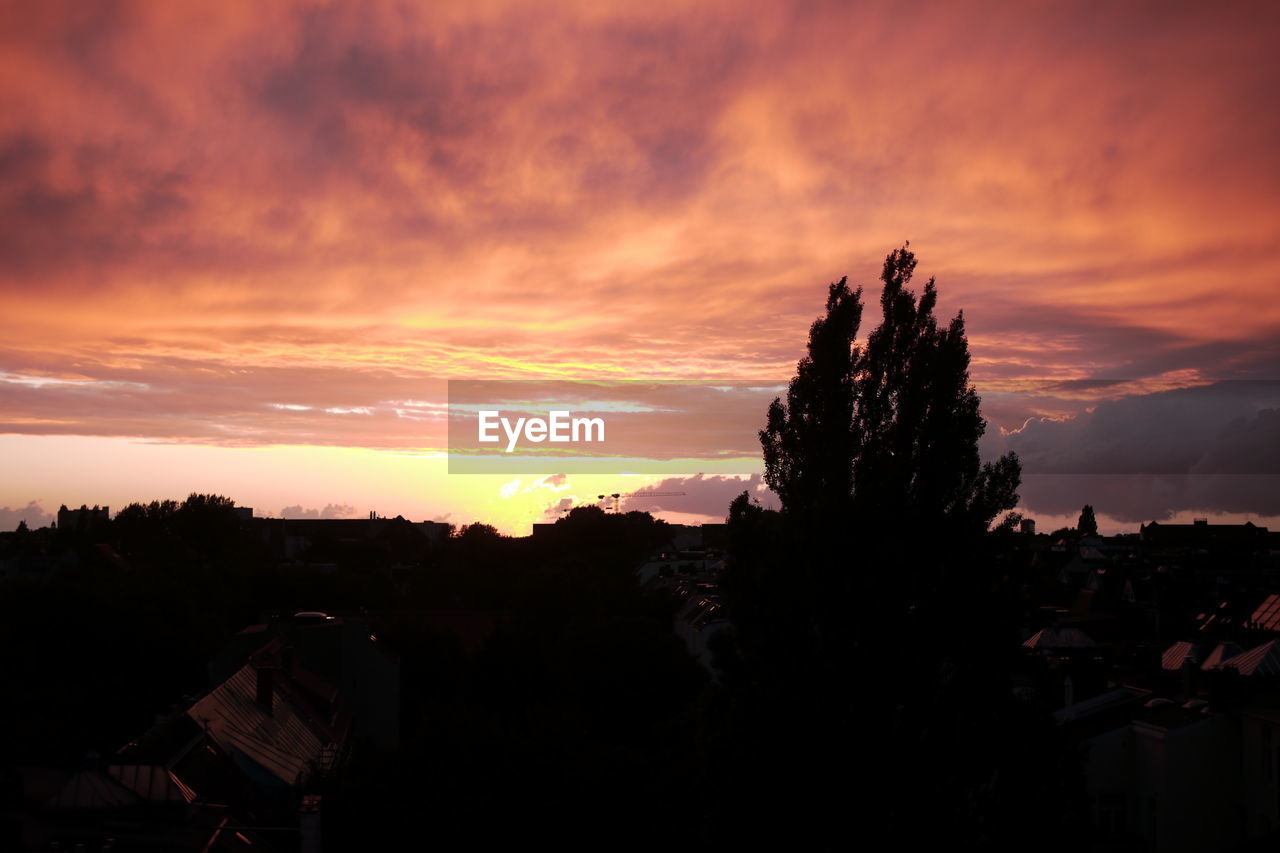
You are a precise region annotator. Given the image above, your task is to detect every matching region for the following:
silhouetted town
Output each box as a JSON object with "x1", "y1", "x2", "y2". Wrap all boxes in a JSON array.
[
  {"x1": 2, "y1": 243, "x2": 1275, "y2": 853},
  {"x1": 2, "y1": 500, "x2": 1279, "y2": 851}
]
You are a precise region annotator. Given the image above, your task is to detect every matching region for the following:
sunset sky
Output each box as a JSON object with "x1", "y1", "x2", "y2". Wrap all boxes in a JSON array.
[{"x1": 2, "y1": 0, "x2": 1278, "y2": 534}]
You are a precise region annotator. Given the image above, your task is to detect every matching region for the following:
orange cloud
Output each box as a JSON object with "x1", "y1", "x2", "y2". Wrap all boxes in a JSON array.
[{"x1": 2, "y1": 1, "x2": 1278, "y2": 524}]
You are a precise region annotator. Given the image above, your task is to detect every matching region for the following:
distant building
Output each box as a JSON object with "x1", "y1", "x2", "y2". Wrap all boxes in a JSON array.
[
  {"x1": 1140, "y1": 519, "x2": 1268, "y2": 549},
  {"x1": 417, "y1": 520, "x2": 452, "y2": 543},
  {"x1": 56, "y1": 504, "x2": 109, "y2": 533},
  {"x1": 251, "y1": 514, "x2": 430, "y2": 565}
]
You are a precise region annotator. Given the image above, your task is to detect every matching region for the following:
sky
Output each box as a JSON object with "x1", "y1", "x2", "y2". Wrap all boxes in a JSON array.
[{"x1": 1, "y1": 0, "x2": 1278, "y2": 535}]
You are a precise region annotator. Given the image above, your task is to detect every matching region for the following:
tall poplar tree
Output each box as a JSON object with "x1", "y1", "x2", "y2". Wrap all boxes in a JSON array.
[{"x1": 710, "y1": 246, "x2": 1076, "y2": 849}]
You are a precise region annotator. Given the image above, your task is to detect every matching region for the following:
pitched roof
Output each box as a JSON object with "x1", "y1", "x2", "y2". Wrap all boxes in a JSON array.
[
  {"x1": 45, "y1": 768, "x2": 140, "y2": 811},
  {"x1": 1023, "y1": 627, "x2": 1097, "y2": 650},
  {"x1": 107, "y1": 763, "x2": 194, "y2": 804},
  {"x1": 1053, "y1": 686, "x2": 1151, "y2": 723},
  {"x1": 1217, "y1": 640, "x2": 1280, "y2": 677},
  {"x1": 115, "y1": 711, "x2": 259, "y2": 808},
  {"x1": 1200, "y1": 642, "x2": 1245, "y2": 670},
  {"x1": 187, "y1": 663, "x2": 333, "y2": 787},
  {"x1": 1251, "y1": 594, "x2": 1280, "y2": 631},
  {"x1": 1162, "y1": 641, "x2": 1197, "y2": 671}
]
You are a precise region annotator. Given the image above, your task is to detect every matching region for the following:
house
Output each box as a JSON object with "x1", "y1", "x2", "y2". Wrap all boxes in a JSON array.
[
  {"x1": 23, "y1": 637, "x2": 345, "y2": 851},
  {"x1": 211, "y1": 612, "x2": 400, "y2": 749},
  {"x1": 1083, "y1": 701, "x2": 1240, "y2": 852},
  {"x1": 189, "y1": 638, "x2": 350, "y2": 791}
]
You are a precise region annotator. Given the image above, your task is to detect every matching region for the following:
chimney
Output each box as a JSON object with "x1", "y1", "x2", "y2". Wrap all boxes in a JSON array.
[
  {"x1": 255, "y1": 664, "x2": 275, "y2": 714},
  {"x1": 300, "y1": 794, "x2": 322, "y2": 853}
]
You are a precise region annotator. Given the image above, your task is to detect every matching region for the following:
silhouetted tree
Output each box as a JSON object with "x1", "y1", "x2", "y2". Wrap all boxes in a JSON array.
[
  {"x1": 762, "y1": 244, "x2": 1021, "y2": 544},
  {"x1": 454, "y1": 521, "x2": 501, "y2": 541},
  {"x1": 993, "y1": 510, "x2": 1025, "y2": 535},
  {"x1": 711, "y1": 246, "x2": 1078, "y2": 849},
  {"x1": 759, "y1": 272, "x2": 862, "y2": 526},
  {"x1": 748, "y1": 244, "x2": 1021, "y2": 684},
  {"x1": 1077, "y1": 503, "x2": 1098, "y2": 537}
]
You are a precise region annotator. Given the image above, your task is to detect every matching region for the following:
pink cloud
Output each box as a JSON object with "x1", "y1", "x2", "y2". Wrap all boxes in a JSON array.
[{"x1": 1, "y1": 1, "x2": 1278, "y2": 522}]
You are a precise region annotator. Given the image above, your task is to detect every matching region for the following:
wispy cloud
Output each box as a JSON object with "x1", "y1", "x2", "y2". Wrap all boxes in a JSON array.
[{"x1": 2, "y1": 1, "x2": 1278, "y2": 523}]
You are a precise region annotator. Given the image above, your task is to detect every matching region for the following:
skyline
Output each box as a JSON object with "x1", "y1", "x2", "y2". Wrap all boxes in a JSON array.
[{"x1": 2, "y1": 1, "x2": 1279, "y2": 534}]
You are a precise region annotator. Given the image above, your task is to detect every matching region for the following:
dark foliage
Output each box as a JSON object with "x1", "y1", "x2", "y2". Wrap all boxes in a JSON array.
[
  {"x1": 0, "y1": 493, "x2": 708, "y2": 849},
  {"x1": 321, "y1": 505, "x2": 707, "y2": 849},
  {"x1": 710, "y1": 245, "x2": 1080, "y2": 849},
  {"x1": 1078, "y1": 504, "x2": 1099, "y2": 537}
]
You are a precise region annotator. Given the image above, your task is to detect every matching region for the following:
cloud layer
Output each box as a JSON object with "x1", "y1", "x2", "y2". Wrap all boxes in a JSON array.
[
  {"x1": 2, "y1": 1, "x2": 1279, "y2": 524},
  {"x1": 0, "y1": 500, "x2": 55, "y2": 532},
  {"x1": 993, "y1": 381, "x2": 1280, "y2": 522}
]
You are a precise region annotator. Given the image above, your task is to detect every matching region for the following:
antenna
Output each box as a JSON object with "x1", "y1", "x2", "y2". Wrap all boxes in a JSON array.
[{"x1": 595, "y1": 490, "x2": 687, "y2": 513}]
